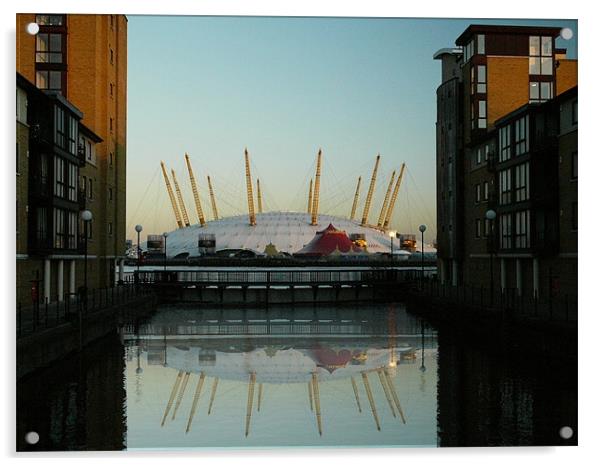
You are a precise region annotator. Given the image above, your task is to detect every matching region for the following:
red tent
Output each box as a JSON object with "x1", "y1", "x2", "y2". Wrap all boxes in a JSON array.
[{"x1": 295, "y1": 223, "x2": 363, "y2": 257}]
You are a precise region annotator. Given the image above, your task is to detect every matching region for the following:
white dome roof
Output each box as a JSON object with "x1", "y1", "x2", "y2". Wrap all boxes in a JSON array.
[{"x1": 160, "y1": 211, "x2": 435, "y2": 256}]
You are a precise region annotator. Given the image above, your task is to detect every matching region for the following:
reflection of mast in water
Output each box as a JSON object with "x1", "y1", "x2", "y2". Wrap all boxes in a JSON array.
[
  {"x1": 186, "y1": 372, "x2": 205, "y2": 433},
  {"x1": 161, "y1": 370, "x2": 183, "y2": 427},
  {"x1": 351, "y1": 377, "x2": 362, "y2": 413},
  {"x1": 311, "y1": 372, "x2": 322, "y2": 436},
  {"x1": 207, "y1": 377, "x2": 219, "y2": 415},
  {"x1": 155, "y1": 342, "x2": 416, "y2": 435},
  {"x1": 245, "y1": 372, "x2": 256, "y2": 437},
  {"x1": 361, "y1": 372, "x2": 381, "y2": 431}
]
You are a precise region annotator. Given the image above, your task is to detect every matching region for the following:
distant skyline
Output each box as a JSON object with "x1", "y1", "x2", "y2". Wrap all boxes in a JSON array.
[{"x1": 126, "y1": 16, "x2": 577, "y2": 243}]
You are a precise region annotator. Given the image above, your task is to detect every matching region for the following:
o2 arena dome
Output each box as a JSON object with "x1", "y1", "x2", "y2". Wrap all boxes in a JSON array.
[
  {"x1": 145, "y1": 150, "x2": 436, "y2": 259},
  {"x1": 164, "y1": 212, "x2": 415, "y2": 257}
]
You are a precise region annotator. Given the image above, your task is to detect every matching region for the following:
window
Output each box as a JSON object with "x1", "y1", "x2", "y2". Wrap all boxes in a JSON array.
[
  {"x1": 54, "y1": 106, "x2": 65, "y2": 148},
  {"x1": 515, "y1": 162, "x2": 530, "y2": 202},
  {"x1": 109, "y1": 187, "x2": 113, "y2": 201},
  {"x1": 81, "y1": 175, "x2": 87, "y2": 193},
  {"x1": 36, "y1": 70, "x2": 62, "y2": 91},
  {"x1": 499, "y1": 124, "x2": 512, "y2": 162},
  {"x1": 110, "y1": 15, "x2": 114, "y2": 30},
  {"x1": 470, "y1": 66, "x2": 475, "y2": 95},
  {"x1": 463, "y1": 39, "x2": 474, "y2": 62},
  {"x1": 485, "y1": 218, "x2": 492, "y2": 237},
  {"x1": 572, "y1": 202, "x2": 578, "y2": 230},
  {"x1": 36, "y1": 33, "x2": 63, "y2": 63},
  {"x1": 529, "y1": 36, "x2": 553, "y2": 75},
  {"x1": 68, "y1": 115, "x2": 78, "y2": 155},
  {"x1": 484, "y1": 181, "x2": 489, "y2": 200},
  {"x1": 475, "y1": 219, "x2": 482, "y2": 238},
  {"x1": 572, "y1": 100, "x2": 578, "y2": 125},
  {"x1": 475, "y1": 184, "x2": 481, "y2": 203},
  {"x1": 499, "y1": 168, "x2": 512, "y2": 205},
  {"x1": 110, "y1": 48, "x2": 114, "y2": 64},
  {"x1": 54, "y1": 156, "x2": 65, "y2": 197},
  {"x1": 477, "y1": 65, "x2": 487, "y2": 93},
  {"x1": 478, "y1": 100, "x2": 487, "y2": 128},
  {"x1": 68, "y1": 212, "x2": 77, "y2": 249},
  {"x1": 500, "y1": 214, "x2": 513, "y2": 249},
  {"x1": 108, "y1": 222, "x2": 113, "y2": 236},
  {"x1": 571, "y1": 152, "x2": 578, "y2": 180},
  {"x1": 17, "y1": 87, "x2": 27, "y2": 124},
  {"x1": 476, "y1": 34, "x2": 485, "y2": 54},
  {"x1": 110, "y1": 83, "x2": 114, "y2": 96},
  {"x1": 68, "y1": 163, "x2": 78, "y2": 201},
  {"x1": 530, "y1": 81, "x2": 553, "y2": 103},
  {"x1": 87, "y1": 141, "x2": 92, "y2": 160},
  {"x1": 110, "y1": 117, "x2": 113, "y2": 132},
  {"x1": 109, "y1": 152, "x2": 114, "y2": 166},
  {"x1": 53, "y1": 208, "x2": 66, "y2": 249},
  {"x1": 88, "y1": 178, "x2": 93, "y2": 199},
  {"x1": 35, "y1": 15, "x2": 64, "y2": 25},
  {"x1": 515, "y1": 210, "x2": 530, "y2": 248},
  {"x1": 514, "y1": 116, "x2": 529, "y2": 155},
  {"x1": 476, "y1": 147, "x2": 482, "y2": 165},
  {"x1": 36, "y1": 207, "x2": 47, "y2": 241}
]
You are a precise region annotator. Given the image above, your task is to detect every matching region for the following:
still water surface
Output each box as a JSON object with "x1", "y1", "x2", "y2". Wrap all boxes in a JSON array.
[{"x1": 17, "y1": 304, "x2": 576, "y2": 450}]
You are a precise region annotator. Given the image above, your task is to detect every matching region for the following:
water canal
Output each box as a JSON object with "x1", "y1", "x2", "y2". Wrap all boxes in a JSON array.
[{"x1": 16, "y1": 303, "x2": 577, "y2": 450}]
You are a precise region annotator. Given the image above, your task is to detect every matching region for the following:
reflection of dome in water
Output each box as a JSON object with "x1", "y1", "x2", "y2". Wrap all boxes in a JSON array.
[
  {"x1": 160, "y1": 211, "x2": 435, "y2": 257},
  {"x1": 165, "y1": 346, "x2": 400, "y2": 383}
]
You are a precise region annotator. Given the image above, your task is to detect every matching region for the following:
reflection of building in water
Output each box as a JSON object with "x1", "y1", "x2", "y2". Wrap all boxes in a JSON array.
[{"x1": 136, "y1": 337, "x2": 428, "y2": 437}]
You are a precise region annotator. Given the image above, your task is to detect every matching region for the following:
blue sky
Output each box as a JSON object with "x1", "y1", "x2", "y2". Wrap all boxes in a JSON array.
[{"x1": 126, "y1": 16, "x2": 577, "y2": 242}]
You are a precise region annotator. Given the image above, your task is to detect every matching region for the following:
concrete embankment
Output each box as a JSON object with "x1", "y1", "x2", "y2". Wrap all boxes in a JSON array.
[{"x1": 17, "y1": 294, "x2": 157, "y2": 380}]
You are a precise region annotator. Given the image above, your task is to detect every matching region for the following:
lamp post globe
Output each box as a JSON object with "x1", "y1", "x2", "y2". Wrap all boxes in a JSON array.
[
  {"x1": 485, "y1": 210, "x2": 496, "y2": 304},
  {"x1": 80, "y1": 210, "x2": 93, "y2": 222},
  {"x1": 135, "y1": 225, "x2": 143, "y2": 281},
  {"x1": 418, "y1": 225, "x2": 427, "y2": 284},
  {"x1": 162, "y1": 232, "x2": 169, "y2": 274},
  {"x1": 388, "y1": 230, "x2": 397, "y2": 268}
]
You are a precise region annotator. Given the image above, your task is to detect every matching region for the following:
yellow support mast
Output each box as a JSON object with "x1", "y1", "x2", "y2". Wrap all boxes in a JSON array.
[
  {"x1": 207, "y1": 175, "x2": 219, "y2": 220},
  {"x1": 160, "y1": 161, "x2": 184, "y2": 229},
  {"x1": 184, "y1": 153, "x2": 206, "y2": 227},
  {"x1": 361, "y1": 154, "x2": 381, "y2": 226},
  {"x1": 377, "y1": 170, "x2": 396, "y2": 228},
  {"x1": 350, "y1": 176, "x2": 362, "y2": 220},
  {"x1": 307, "y1": 178, "x2": 313, "y2": 215},
  {"x1": 311, "y1": 149, "x2": 322, "y2": 226},
  {"x1": 245, "y1": 148, "x2": 256, "y2": 226},
  {"x1": 256, "y1": 179, "x2": 263, "y2": 214},
  {"x1": 171, "y1": 169, "x2": 190, "y2": 227},
  {"x1": 383, "y1": 163, "x2": 406, "y2": 230}
]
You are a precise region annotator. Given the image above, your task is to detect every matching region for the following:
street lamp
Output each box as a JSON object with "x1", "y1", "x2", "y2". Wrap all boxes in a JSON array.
[
  {"x1": 419, "y1": 225, "x2": 427, "y2": 283},
  {"x1": 80, "y1": 209, "x2": 93, "y2": 308},
  {"x1": 388, "y1": 230, "x2": 397, "y2": 267},
  {"x1": 163, "y1": 232, "x2": 168, "y2": 275},
  {"x1": 135, "y1": 224, "x2": 143, "y2": 284},
  {"x1": 485, "y1": 210, "x2": 497, "y2": 304}
]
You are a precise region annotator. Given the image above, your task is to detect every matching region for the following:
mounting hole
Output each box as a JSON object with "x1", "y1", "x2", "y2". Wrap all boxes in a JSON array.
[
  {"x1": 560, "y1": 28, "x2": 573, "y2": 40},
  {"x1": 25, "y1": 431, "x2": 40, "y2": 445},
  {"x1": 559, "y1": 426, "x2": 573, "y2": 439},
  {"x1": 26, "y1": 22, "x2": 40, "y2": 35}
]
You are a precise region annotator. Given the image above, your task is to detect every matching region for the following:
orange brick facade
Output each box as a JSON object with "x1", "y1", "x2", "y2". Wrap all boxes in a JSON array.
[{"x1": 16, "y1": 14, "x2": 127, "y2": 300}]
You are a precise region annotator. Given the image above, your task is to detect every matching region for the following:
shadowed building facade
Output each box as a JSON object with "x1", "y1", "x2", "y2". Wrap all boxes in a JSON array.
[
  {"x1": 16, "y1": 14, "x2": 127, "y2": 304},
  {"x1": 434, "y1": 25, "x2": 577, "y2": 300}
]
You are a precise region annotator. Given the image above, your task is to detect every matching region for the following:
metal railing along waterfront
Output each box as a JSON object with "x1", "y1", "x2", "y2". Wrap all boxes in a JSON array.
[
  {"x1": 130, "y1": 267, "x2": 437, "y2": 287},
  {"x1": 17, "y1": 283, "x2": 153, "y2": 339},
  {"x1": 414, "y1": 279, "x2": 577, "y2": 324}
]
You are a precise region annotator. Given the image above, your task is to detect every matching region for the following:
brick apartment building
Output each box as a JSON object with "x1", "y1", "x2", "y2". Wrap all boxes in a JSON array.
[
  {"x1": 434, "y1": 25, "x2": 577, "y2": 300},
  {"x1": 16, "y1": 14, "x2": 127, "y2": 304}
]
